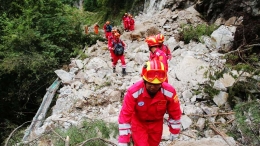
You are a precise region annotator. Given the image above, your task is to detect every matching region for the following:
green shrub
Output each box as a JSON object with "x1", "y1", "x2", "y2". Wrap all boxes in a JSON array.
[
  {"x1": 180, "y1": 24, "x2": 217, "y2": 44},
  {"x1": 234, "y1": 100, "x2": 260, "y2": 145},
  {"x1": 52, "y1": 120, "x2": 118, "y2": 146}
]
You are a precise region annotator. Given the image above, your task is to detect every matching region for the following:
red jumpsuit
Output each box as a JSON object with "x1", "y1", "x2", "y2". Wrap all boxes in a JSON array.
[
  {"x1": 124, "y1": 16, "x2": 130, "y2": 31},
  {"x1": 108, "y1": 38, "x2": 126, "y2": 69},
  {"x1": 108, "y1": 34, "x2": 115, "y2": 61},
  {"x1": 129, "y1": 17, "x2": 135, "y2": 31},
  {"x1": 122, "y1": 15, "x2": 128, "y2": 31},
  {"x1": 118, "y1": 80, "x2": 182, "y2": 146},
  {"x1": 103, "y1": 24, "x2": 112, "y2": 39},
  {"x1": 149, "y1": 48, "x2": 169, "y2": 82},
  {"x1": 159, "y1": 44, "x2": 172, "y2": 60}
]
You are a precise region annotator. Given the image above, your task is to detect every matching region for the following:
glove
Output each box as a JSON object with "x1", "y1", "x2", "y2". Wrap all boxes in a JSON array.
[{"x1": 169, "y1": 133, "x2": 179, "y2": 141}]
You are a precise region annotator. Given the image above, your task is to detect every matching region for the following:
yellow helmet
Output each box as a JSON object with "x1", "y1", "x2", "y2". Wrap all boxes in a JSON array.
[
  {"x1": 141, "y1": 60, "x2": 166, "y2": 84},
  {"x1": 156, "y1": 33, "x2": 164, "y2": 43},
  {"x1": 145, "y1": 36, "x2": 159, "y2": 47}
]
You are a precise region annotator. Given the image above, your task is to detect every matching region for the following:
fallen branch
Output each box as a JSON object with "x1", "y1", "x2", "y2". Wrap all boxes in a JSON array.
[
  {"x1": 227, "y1": 119, "x2": 235, "y2": 124},
  {"x1": 180, "y1": 132, "x2": 196, "y2": 139},
  {"x1": 226, "y1": 44, "x2": 260, "y2": 55},
  {"x1": 50, "y1": 128, "x2": 66, "y2": 142},
  {"x1": 209, "y1": 124, "x2": 232, "y2": 146},
  {"x1": 187, "y1": 112, "x2": 235, "y2": 117},
  {"x1": 5, "y1": 121, "x2": 32, "y2": 146}
]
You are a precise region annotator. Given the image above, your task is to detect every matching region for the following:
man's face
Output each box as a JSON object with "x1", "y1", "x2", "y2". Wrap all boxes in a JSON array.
[{"x1": 145, "y1": 81, "x2": 162, "y2": 94}]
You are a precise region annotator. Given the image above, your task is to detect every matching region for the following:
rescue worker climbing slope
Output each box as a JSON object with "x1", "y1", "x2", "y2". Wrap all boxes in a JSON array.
[
  {"x1": 118, "y1": 60, "x2": 182, "y2": 146},
  {"x1": 156, "y1": 34, "x2": 172, "y2": 60},
  {"x1": 146, "y1": 36, "x2": 169, "y2": 82}
]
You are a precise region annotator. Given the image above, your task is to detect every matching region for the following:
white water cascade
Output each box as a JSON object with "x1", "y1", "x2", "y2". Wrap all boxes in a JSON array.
[{"x1": 144, "y1": 0, "x2": 168, "y2": 16}]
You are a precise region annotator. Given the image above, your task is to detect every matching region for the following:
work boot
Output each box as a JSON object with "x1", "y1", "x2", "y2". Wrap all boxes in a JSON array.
[
  {"x1": 122, "y1": 68, "x2": 127, "y2": 76},
  {"x1": 113, "y1": 67, "x2": 116, "y2": 73}
]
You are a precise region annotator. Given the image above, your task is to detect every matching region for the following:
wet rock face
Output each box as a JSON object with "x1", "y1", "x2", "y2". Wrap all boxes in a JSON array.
[
  {"x1": 233, "y1": 15, "x2": 260, "y2": 50},
  {"x1": 195, "y1": 0, "x2": 260, "y2": 22}
]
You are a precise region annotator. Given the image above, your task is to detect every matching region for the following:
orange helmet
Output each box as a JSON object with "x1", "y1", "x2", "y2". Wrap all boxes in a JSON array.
[
  {"x1": 106, "y1": 21, "x2": 110, "y2": 25},
  {"x1": 145, "y1": 36, "x2": 159, "y2": 47},
  {"x1": 114, "y1": 32, "x2": 120, "y2": 38},
  {"x1": 141, "y1": 60, "x2": 166, "y2": 84},
  {"x1": 156, "y1": 33, "x2": 164, "y2": 43}
]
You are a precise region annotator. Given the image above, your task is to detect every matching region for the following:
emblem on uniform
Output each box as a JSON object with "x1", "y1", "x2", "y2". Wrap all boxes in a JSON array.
[
  {"x1": 138, "y1": 101, "x2": 144, "y2": 106},
  {"x1": 173, "y1": 95, "x2": 179, "y2": 103}
]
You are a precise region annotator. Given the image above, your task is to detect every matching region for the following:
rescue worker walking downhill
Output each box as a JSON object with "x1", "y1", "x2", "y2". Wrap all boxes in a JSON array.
[
  {"x1": 103, "y1": 21, "x2": 112, "y2": 39},
  {"x1": 118, "y1": 59, "x2": 182, "y2": 146},
  {"x1": 107, "y1": 28, "x2": 118, "y2": 62},
  {"x1": 129, "y1": 15, "x2": 135, "y2": 31},
  {"x1": 122, "y1": 13, "x2": 129, "y2": 31},
  {"x1": 146, "y1": 36, "x2": 169, "y2": 82},
  {"x1": 108, "y1": 32, "x2": 127, "y2": 75}
]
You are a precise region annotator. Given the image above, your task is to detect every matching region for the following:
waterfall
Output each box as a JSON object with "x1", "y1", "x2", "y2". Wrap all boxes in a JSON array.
[{"x1": 144, "y1": 0, "x2": 168, "y2": 16}]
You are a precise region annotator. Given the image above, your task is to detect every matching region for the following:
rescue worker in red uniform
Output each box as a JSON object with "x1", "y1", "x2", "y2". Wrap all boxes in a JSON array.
[
  {"x1": 108, "y1": 32, "x2": 127, "y2": 75},
  {"x1": 156, "y1": 34, "x2": 172, "y2": 60},
  {"x1": 146, "y1": 36, "x2": 169, "y2": 82},
  {"x1": 118, "y1": 60, "x2": 182, "y2": 146},
  {"x1": 103, "y1": 21, "x2": 112, "y2": 39},
  {"x1": 107, "y1": 28, "x2": 117, "y2": 62},
  {"x1": 129, "y1": 15, "x2": 135, "y2": 31},
  {"x1": 122, "y1": 13, "x2": 128, "y2": 31}
]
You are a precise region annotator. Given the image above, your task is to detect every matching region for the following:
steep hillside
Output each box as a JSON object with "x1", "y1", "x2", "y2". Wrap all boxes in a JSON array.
[{"x1": 5, "y1": 0, "x2": 259, "y2": 145}]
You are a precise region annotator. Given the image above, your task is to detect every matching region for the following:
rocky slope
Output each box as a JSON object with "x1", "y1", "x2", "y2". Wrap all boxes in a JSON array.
[{"x1": 23, "y1": 0, "x2": 260, "y2": 145}]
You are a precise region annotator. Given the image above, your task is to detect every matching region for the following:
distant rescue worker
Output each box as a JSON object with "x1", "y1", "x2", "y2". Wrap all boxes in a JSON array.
[
  {"x1": 94, "y1": 23, "x2": 99, "y2": 35},
  {"x1": 108, "y1": 32, "x2": 127, "y2": 75},
  {"x1": 84, "y1": 25, "x2": 88, "y2": 35},
  {"x1": 122, "y1": 13, "x2": 129, "y2": 31},
  {"x1": 145, "y1": 36, "x2": 169, "y2": 82},
  {"x1": 107, "y1": 28, "x2": 118, "y2": 62},
  {"x1": 118, "y1": 59, "x2": 182, "y2": 146},
  {"x1": 129, "y1": 15, "x2": 135, "y2": 31},
  {"x1": 103, "y1": 21, "x2": 112, "y2": 39},
  {"x1": 156, "y1": 34, "x2": 172, "y2": 60}
]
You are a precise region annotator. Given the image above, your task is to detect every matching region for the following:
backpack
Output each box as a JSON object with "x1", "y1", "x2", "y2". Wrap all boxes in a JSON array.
[
  {"x1": 106, "y1": 25, "x2": 111, "y2": 32},
  {"x1": 113, "y1": 40, "x2": 124, "y2": 56}
]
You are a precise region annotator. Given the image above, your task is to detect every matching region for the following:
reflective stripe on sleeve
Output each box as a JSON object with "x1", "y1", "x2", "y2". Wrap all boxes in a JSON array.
[
  {"x1": 119, "y1": 129, "x2": 131, "y2": 135},
  {"x1": 168, "y1": 119, "x2": 181, "y2": 124},
  {"x1": 119, "y1": 123, "x2": 131, "y2": 129},
  {"x1": 171, "y1": 124, "x2": 181, "y2": 129},
  {"x1": 132, "y1": 88, "x2": 144, "y2": 98},
  {"x1": 161, "y1": 88, "x2": 173, "y2": 98}
]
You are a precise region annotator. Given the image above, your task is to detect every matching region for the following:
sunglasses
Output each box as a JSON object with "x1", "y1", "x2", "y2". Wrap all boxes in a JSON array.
[{"x1": 144, "y1": 70, "x2": 166, "y2": 82}]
